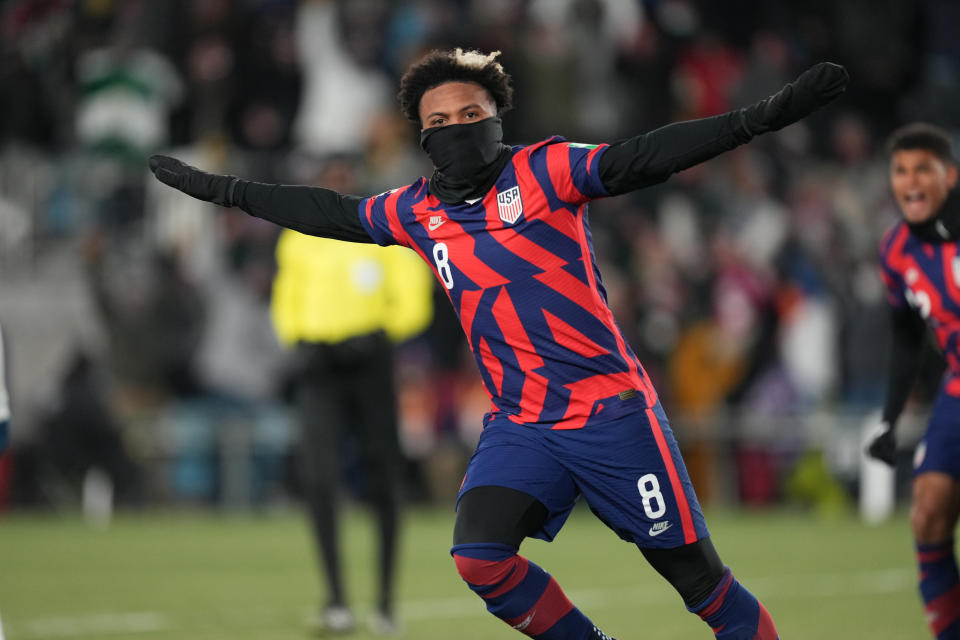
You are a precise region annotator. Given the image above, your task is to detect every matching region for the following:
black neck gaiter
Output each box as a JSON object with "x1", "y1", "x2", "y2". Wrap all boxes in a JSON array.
[
  {"x1": 907, "y1": 190, "x2": 960, "y2": 243},
  {"x1": 420, "y1": 117, "x2": 513, "y2": 204}
]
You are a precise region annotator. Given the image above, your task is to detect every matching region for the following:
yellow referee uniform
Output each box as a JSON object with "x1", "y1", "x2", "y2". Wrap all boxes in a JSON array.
[{"x1": 270, "y1": 230, "x2": 433, "y2": 346}]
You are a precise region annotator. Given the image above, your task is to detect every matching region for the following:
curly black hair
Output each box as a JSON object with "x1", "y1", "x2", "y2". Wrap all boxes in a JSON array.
[
  {"x1": 887, "y1": 122, "x2": 956, "y2": 164},
  {"x1": 397, "y1": 48, "x2": 514, "y2": 125}
]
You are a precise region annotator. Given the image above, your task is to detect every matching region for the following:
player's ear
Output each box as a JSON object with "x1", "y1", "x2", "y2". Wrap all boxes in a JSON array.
[{"x1": 946, "y1": 163, "x2": 959, "y2": 189}]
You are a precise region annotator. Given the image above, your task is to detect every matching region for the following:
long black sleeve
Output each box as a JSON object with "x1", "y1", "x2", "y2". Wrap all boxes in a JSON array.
[
  {"x1": 232, "y1": 181, "x2": 374, "y2": 243},
  {"x1": 881, "y1": 307, "x2": 928, "y2": 426},
  {"x1": 598, "y1": 110, "x2": 753, "y2": 196}
]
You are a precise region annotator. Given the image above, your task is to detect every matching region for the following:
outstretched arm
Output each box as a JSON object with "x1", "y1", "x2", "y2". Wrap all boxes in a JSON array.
[
  {"x1": 149, "y1": 156, "x2": 375, "y2": 243},
  {"x1": 867, "y1": 307, "x2": 928, "y2": 465},
  {"x1": 599, "y1": 62, "x2": 849, "y2": 195}
]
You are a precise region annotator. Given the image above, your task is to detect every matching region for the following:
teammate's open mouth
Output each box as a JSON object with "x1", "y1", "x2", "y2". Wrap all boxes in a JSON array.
[{"x1": 902, "y1": 191, "x2": 928, "y2": 215}]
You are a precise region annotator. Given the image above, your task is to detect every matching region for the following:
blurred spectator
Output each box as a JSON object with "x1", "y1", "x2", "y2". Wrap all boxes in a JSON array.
[
  {"x1": 0, "y1": 36, "x2": 56, "y2": 148},
  {"x1": 269, "y1": 156, "x2": 433, "y2": 634},
  {"x1": 170, "y1": 0, "x2": 241, "y2": 144},
  {"x1": 167, "y1": 222, "x2": 288, "y2": 507},
  {"x1": 194, "y1": 233, "x2": 283, "y2": 407},
  {"x1": 292, "y1": 0, "x2": 393, "y2": 155},
  {"x1": 227, "y1": 2, "x2": 302, "y2": 177},
  {"x1": 82, "y1": 229, "x2": 205, "y2": 503},
  {"x1": 74, "y1": 32, "x2": 183, "y2": 164},
  {"x1": 84, "y1": 231, "x2": 205, "y2": 403},
  {"x1": 36, "y1": 350, "x2": 143, "y2": 509},
  {"x1": 0, "y1": 0, "x2": 72, "y2": 149},
  {"x1": 362, "y1": 109, "x2": 433, "y2": 193},
  {"x1": 671, "y1": 30, "x2": 744, "y2": 120},
  {"x1": 66, "y1": 3, "x2": 184, "y2": 240},
  {"x1": 730, "y1": 29, "x2": 792, "y2": 111}
]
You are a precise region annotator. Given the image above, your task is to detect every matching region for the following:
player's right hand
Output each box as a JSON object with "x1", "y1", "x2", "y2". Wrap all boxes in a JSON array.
[
  {"x1": 743, "y1": 62, "x2": 849, "y2": 134},
  {"x1": 866, "y1": 423, "x2": 897, "y2": 467},
  {"x1": 149, "y1": 155, "x2": 240, "y2": 207}
]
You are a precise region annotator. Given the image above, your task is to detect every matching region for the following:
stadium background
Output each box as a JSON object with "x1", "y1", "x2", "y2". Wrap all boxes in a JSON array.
[{"x1": 0, "y1": 0, "x2": 958, "y2": 638}]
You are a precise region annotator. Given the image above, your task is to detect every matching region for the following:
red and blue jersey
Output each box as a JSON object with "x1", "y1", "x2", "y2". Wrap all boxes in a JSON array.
[
  {"x1": 879, "y1": 221, "x2": 960, "y2": 396},
  {"x1": 358, "y1": 137, "x2": 658, "y2": 429}
]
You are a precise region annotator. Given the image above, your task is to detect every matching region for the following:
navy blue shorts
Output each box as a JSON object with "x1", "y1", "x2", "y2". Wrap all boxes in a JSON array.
[
  {"x1": 457, "y1": 402, "x2": 708, "y2": 549},
  {"x1": 914, "y1": 388, "x2": 960, "y2": 479}
]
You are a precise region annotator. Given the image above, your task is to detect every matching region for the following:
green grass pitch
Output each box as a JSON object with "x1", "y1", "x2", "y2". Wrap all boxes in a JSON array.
[{"x1": 0, "y1": 506, "x2": 923, "y2": 639}]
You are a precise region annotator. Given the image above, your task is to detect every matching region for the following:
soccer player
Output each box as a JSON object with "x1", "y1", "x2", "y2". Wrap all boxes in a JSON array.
[
  {"x1": 867, "y1": 123, "x2": 960, "y2": 639},
  {"x1": 150, "y1": 49, "x2": 848, "y2": 639}
]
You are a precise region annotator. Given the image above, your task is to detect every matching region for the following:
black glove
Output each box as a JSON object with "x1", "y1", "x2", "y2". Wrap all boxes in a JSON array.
[
  {"x1": 866, "y1": 423, "x2": 897, "y2": 467},
  {"x1": 149, "y1": 155, "x2": 242, "y2": 207},
  {"x1": 742, "y1": 62, "x2": 849, "y2": 135}
]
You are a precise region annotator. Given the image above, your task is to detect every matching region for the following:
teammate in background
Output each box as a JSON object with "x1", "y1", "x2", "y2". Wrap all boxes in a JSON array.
[
  {"x1": 270, "y1": 157, "x2": 434, "y2": 635},
  {"x1": 867, "y1": 123, "x2": 960, "y2": 639},
  {"x1": 150, "y1": 48, "x2": 847, "y2": 639}
]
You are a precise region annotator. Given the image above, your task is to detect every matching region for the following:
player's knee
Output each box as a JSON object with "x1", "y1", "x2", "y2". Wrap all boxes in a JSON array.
[
  {"x1": 451, "y1": 545, "x2": 519, "y2": 588},
  {"x1": 911, "y1": 473, "x2": 960, "y2": 543},
  {"x1": 642, "y1": 538, "x2": 725, "y2": 608},
  {"x1": 911, "y1": 503, "x2": 954, "y2": 543},
  {"x1": 453, "y1": 553, "x2": 507, "y2": 586},
  {"x1": 672, "y1": 561, "x2": 725, "y2": 608}
]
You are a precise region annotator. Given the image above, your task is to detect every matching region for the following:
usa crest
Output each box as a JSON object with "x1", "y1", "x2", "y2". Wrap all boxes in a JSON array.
[{"x1": 497, "y1": 186, "x2": 523, "y2": 224}]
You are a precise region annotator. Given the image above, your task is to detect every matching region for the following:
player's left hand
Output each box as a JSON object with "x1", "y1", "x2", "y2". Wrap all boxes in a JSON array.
[
  {"x1": 866, "y1": 423, "x2": 897, "y2": 467},
  {"x1": 743, "y1": 62, "x2": 849, "y2": 134}
]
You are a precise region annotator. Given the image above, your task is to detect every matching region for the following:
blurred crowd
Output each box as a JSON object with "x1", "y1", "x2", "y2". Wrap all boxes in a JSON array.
[{"x1": 1, "y1": 0, "x2": 959, "y2": 511}]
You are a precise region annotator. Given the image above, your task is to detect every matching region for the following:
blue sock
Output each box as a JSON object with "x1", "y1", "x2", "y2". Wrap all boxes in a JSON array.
[
  {"x1": 452, "y1": 542, "x2": 610, "y2": 639},
  {"x1": 917, "y1": 540, "x2": 960, "y2": 639},
  {"x1": 688, "y1": 567, "x2": 778, "y2": 639}
]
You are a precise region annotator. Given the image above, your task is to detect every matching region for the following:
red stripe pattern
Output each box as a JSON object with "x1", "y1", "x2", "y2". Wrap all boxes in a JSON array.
[
  {"x1": 504, "y1": 577, "x2": 574, "y2": 635},
  {"x1": 646, "y1": 407, "x2": 697, "y2": 543},
  {"x1": 358, "y1": 137, "x2": 660, "y2": 429},
  {"x1": 453, "y1": 554, "x2": 531, "y2": 599},
  {"x1": 753, "y1": 602, "x2": 778, "y2": 640},
  {"x1": 927, "y1": 584, "x2": 960, "y2": 637},
  {"x1": 879, "y1": 220, "x2": 960, "y2": 394},
  {"x1": 453, "y1": 552, "x2": 579, "y2": 637}
]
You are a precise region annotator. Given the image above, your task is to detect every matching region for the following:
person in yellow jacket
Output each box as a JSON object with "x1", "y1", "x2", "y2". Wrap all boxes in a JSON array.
[{"x1": 271, "y1": 212, "x2": 433, "y2": 634}]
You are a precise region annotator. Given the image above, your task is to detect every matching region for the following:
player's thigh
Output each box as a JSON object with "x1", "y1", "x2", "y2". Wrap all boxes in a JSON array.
[
  {"x1": 454, "y1": 486, "x2": 549, "y2": 547},
  {"x1": 913, "y1": 390, "x2": 960, "y2": 480},
  {"x1": 458, "y1": 420, "x2": 579, "y2": 543},
  {"x1": 911, "y1": 391, "x2": 960, "y2": 542},
  {"x1": 551, "y1": 403, "x2": 708, "y2": 549}
]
